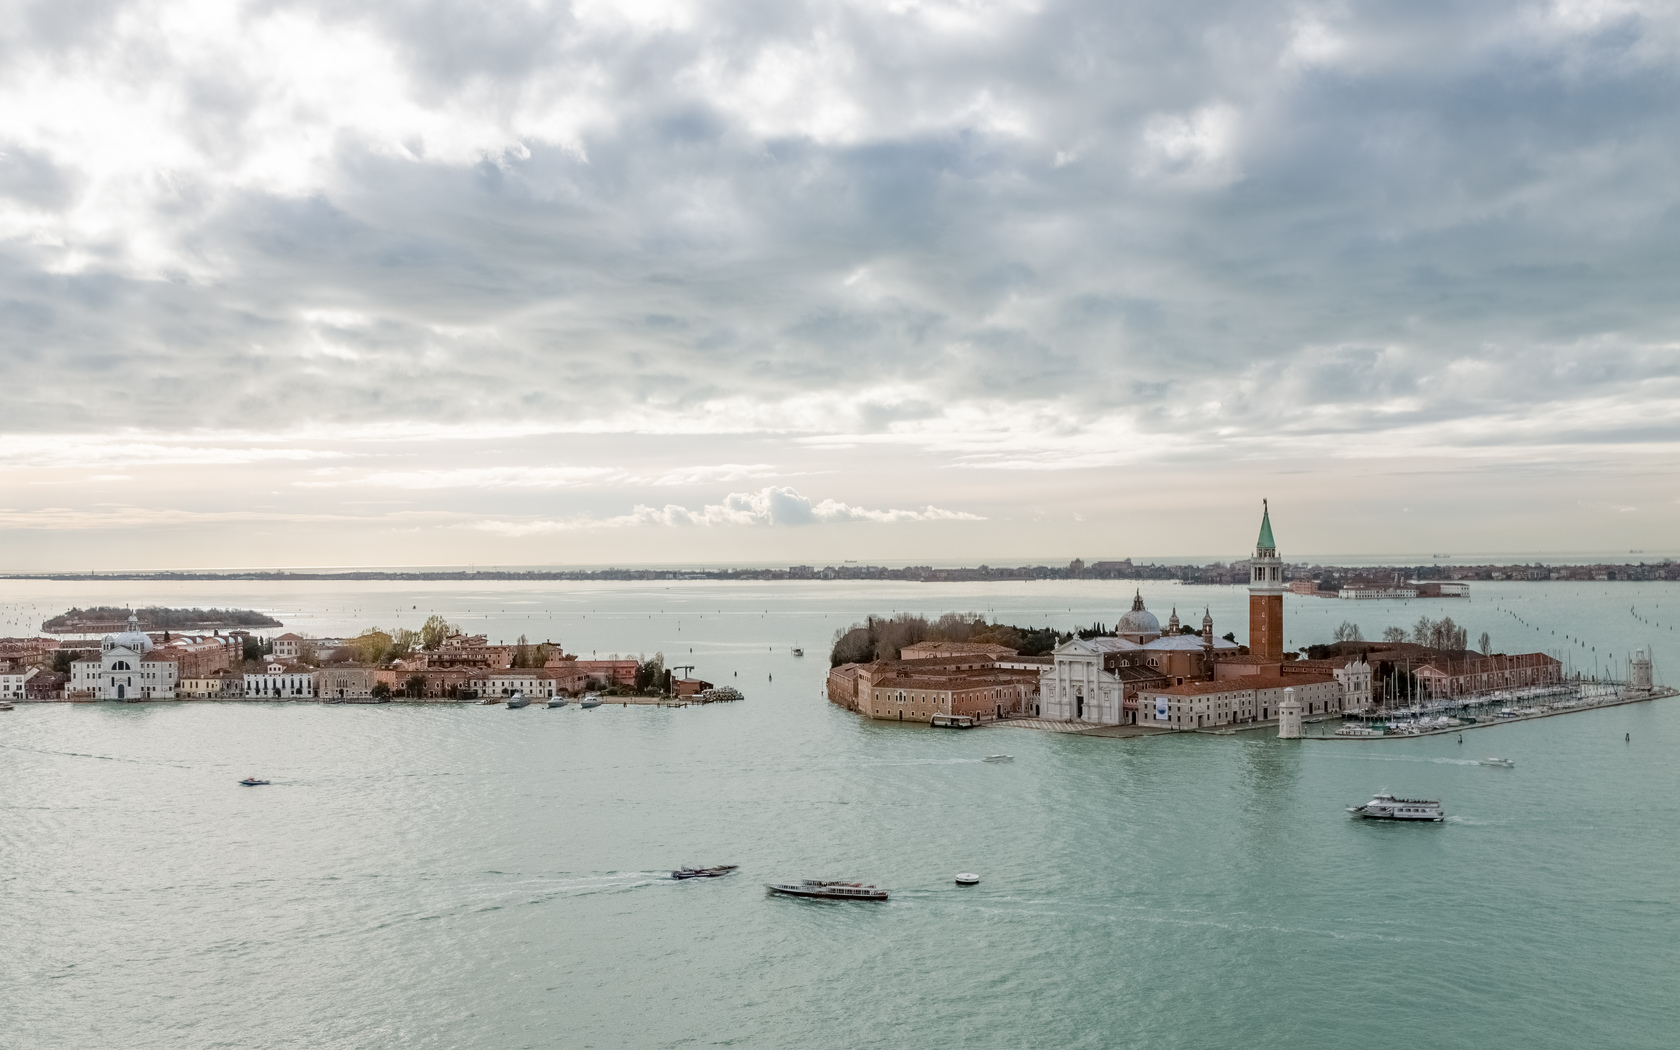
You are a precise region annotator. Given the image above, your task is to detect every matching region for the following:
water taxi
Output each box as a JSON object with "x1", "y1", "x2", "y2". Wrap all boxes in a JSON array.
[
  {"x1": 238, "y1": 777, "x2": 270, "y2": 786},
  {"x1": 766, "y1": 879, "x2": 888, "y2": 901},
  {"x1": 547, "y1": 697, "x2": 569, "y2": 708},
  {"x1": 982, "y1": 754, "x2": 1013, "y2": 763},
  {"x1": 1479, "y1": 757, "x2": 1515, "y2": 768},
  {"x1": 580, "y1": 695, "x2": 603, "y2": 709},
  {"x1": 672, "y1": 865, "x2": 739, "y2": 879},
  {"x1": 1347, "y1": 793, "x2": 1444, "y2": 821},
  {"x1": 955, "y1": 873, "x2": 980, "y2": 885},
  {"x1": 930, "y1": 714, "x2": 976, "y2": 729},
  {"x1": 506, "y1": 692, "x2": 530, "y2": 709}
]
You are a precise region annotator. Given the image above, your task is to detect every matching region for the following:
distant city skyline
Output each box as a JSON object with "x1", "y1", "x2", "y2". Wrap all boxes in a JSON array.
[{"x1": 3, "y1": 2, "x2": 1679, "y2": 570}]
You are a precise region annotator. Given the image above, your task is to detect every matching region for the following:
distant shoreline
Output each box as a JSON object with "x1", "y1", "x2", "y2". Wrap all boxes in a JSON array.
[{"x1": 0, "y1": 560, "x2": 1673, "y2": 585}]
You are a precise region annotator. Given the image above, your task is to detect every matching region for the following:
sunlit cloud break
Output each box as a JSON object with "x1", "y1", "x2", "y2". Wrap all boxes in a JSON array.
[{"x1": 471, "y1": 487, "x2": 984, "y2": 535}]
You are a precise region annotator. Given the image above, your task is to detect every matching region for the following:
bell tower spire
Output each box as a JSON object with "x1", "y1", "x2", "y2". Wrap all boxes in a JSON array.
[{"x1": 1248, "y1": 499, "x2": 1285, "y2": 664}]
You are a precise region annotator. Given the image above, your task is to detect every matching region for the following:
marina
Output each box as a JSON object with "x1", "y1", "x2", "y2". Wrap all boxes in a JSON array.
[{"x1": 1319, "y1": 682, "x2": 1678, "y2": 740}]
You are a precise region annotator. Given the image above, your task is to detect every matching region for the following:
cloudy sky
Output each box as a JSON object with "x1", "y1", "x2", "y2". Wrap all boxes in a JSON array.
[{"x1": 2, "y1": 0, "x2": 1678, "y2": 570}]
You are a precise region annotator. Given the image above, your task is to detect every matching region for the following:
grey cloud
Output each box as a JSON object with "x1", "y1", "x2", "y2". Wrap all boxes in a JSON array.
[{"x1": 2, "y1": 0, "x2": 1679, "y2": 460}]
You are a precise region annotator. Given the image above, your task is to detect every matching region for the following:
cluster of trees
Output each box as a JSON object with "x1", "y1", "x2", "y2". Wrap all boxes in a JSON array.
[
  {"x1": 1327, "y1": 618, "x2": 1490, "y2": 655},
  {"x1": 829, "y1": 613, "x2": 1063, "y2": 666},
  {"x1": 43, "y1": 606, "x2": 282, "y2": 631}
]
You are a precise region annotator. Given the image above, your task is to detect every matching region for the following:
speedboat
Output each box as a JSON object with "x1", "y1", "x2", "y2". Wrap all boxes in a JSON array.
[
  {"x1": 982, "y1": 754, "x2": 1014, "y2": 763},
  {"x1": 0, "y1": 701, "x2": 13, "y2": 711},
  {"x1": 580, "y1": 695, "x2": 603, "y2": 709},
  {"x1": 767, "y1": 879, "x2": 888, "y2": 901},
  {"x1": 672, "y1": 865, "x2": 739, "y2": 879},
  {"x1": 238, "y1": 777, "x2": 270, "y2": 786},
  {"x1": 506, "y1": 693, "x2": 530, "y2": 709},
  {"x1": 791, "y1": 647, "x2": 804, "y2": 657},
  {"x1": 1347, "y1": 793, "x2": 1443, "y2": 821},
  {"x1": 1479, "y1": 757, "x2": 1515, "y2": 768},
  {"x1": 955, "y1": 873, "x2": 980, "y2": 885},
  {"x1": 547, "y1": 697, "x2": 569, "y2": 708}
]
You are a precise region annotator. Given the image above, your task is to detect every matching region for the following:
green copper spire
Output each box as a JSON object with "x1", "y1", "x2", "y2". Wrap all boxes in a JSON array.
[{"x1": 1257, "y1": 499, "x2": 1275, "y2": 551}]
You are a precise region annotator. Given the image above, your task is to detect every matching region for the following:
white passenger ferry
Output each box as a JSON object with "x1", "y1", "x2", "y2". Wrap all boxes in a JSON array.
[{"x1": 1347, "y1": 793, "x2": 1444, "y2": 822}]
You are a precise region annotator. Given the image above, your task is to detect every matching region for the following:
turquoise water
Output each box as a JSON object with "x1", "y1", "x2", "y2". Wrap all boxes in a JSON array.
[{"x1": 3, "y1": 581, "x2": 1677, "y2": 1048}]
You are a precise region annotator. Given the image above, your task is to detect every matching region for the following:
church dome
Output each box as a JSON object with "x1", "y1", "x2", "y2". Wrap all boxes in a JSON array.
[
  {"x1": 104, "y1": 613, "x2": 154, "y2": 654},
  {"x1": 1116, "y1": 592, "x2": 1160, "y2": 637}
]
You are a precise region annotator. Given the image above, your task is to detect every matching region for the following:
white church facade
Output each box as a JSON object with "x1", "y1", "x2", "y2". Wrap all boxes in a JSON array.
[{"x1": 68, "y1": 615, "x2": 181, "y2": 701}]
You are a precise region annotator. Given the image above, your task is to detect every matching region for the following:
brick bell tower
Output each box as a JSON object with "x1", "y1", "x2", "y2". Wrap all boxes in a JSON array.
[{"x1": 1248, "y1": 499, "x2": 1285, "y2": 664}]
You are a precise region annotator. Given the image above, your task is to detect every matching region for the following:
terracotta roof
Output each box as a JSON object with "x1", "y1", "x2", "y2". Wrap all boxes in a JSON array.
[{"x1": 1150, "y1": 673, "x2": 1336, "y2": 696}]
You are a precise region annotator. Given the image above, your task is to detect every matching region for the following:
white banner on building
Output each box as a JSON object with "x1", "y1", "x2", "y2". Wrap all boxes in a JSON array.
[{"x1": 1155, "y1": 696, "x2": 1169, "y2": 721}]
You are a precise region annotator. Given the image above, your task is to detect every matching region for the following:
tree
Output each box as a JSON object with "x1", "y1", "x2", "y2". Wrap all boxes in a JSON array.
[
  {"x1": 243, "y1": 636, "x2": 264, "y2": 662},
  {"x1": 390, "y1": 628, "x2": 421, "y2": 660},
  {"x1": 1333, "y1": 621, "x2": 1364, "y2": 643},
  {"x1": 404, "y1": 674, "x2": 427, "y2": 698},
  {"x1": 348, "y1": 630, "x2": 395, "y2": 665},
  {"x1": 1479, "y1": 632, "x2": 1492, "y2": 656},
  {"x1": 370, "y1": 681, "x2": 391, "y2": 699},
  {"x1": 421, "y1": 615, "x2": 458, "y2": 651},
  {"x1": 635, "y1": 652, "x2": 665, "y2": 693},
  {"x1": 513, "y1": 635, "x2": 533, "y2": 668},
  {"x1": 1382, "y1": 626, "x2": 1408, "y2": 644}
]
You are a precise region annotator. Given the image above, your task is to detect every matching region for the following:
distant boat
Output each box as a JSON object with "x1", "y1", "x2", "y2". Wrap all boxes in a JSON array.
[
  {"x1": 0, "y1": 701, "x2": 13, "y2": 711},
  {"x1": 672, "y1": 865, "x2": 739, "y2": 880},
  {"x1": 1347, "y1": 793, "x2": 1443, "y2": 822},
  {"x1": 982, "y1": 754, "x2": 1013, "y2": 763},
  {"x1": 547, "y1": 697, "x2": 569, "y2": 708},
  {"x1": 930, "y1": 714, "x2": 976, "y2": 729},
  {"x1": 791, "y1": 647, "x2": 804, "y2": 657},
  {"x1": 955, "y1": 873, "x2": 980, "y2": 885},
  {"x1": 238, "y1": 777, "x2": 270, "y2": 786},
  {"x1": 580, "y1": 695, "x2": 603, "y2": 709},
  {"x1": 506, "y1": 693, "x2": 530, "y2": 709},
  {"x1": 766, "y1": 879, "x2": 888, "y2": 901},
  {"x1": 1479, "y1": 757, "x2": 1515, "y2": 768}
]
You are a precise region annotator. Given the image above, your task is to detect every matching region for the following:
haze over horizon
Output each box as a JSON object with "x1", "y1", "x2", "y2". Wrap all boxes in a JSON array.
[{"x1": 4, "y1": 1, "x2": 1679, "y2": 571}]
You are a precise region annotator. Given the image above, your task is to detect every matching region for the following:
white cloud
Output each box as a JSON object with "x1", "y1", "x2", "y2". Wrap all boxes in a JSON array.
[{"x1": 471, "y1": 486, "x2": 982, "y2": 534}]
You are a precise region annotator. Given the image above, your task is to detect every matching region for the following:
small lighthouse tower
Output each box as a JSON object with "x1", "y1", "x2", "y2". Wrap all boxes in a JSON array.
[
  {"x1": 1277, "y1": 686, "x2": 1303, "y2": 738},
  {"x1": 1248, "y1": 500, "x2": 1285, "y2": 664},
  {"x1": 1630, "y1": 647, "x2": 1653, "y2": 692}
]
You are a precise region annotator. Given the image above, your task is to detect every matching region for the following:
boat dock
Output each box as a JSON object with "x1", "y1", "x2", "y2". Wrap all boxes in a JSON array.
[{"x1": 1306, "y1": 685, "x2": 1678, "y2": 741}]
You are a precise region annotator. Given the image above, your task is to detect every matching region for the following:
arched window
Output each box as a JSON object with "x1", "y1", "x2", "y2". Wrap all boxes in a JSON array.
[{"x1": 113, "y1": 661, "x2": 130, "y2": 671}]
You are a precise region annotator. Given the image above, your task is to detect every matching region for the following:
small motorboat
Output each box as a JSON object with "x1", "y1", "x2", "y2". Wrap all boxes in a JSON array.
[
  {"x1": 547, "y1": 697, "x2": 570, "y2": 708},
  {"x1": 0, "y1": 701, "x2": 14, "y2": 711},
  {"x1": 506, "y1": 693, "x2": 530, "y2": 709},
  {"x1": 955, "y1": 873, "x2": 980, "y2": 885},
  {"x1": 791, "y1": 647, "x2": 804, "y2": 657},
  {"x1": 672, "y1": 865, "x2": 739, "y2": 880},
  {"x1": 238, "y1": 777, "x2": 270, "y2": 787},
  {"x1": 1347, "y1": 793, "x2": 1443, "y2": 822},
  {"x1": 580, "y1": 695, "x2": 603, "y2": 709},
  {"x1": 1479, "y1": 757, "x2": 1515, "y2": 768},
  {"x1": 982, "y1": 754, "x2": 1013, "y2": 763},
  {"x1": 767, "y1": 879, "x2": 888, "y2": 901}
]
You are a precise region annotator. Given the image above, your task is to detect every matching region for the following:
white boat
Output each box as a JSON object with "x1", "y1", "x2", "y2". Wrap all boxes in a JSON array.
[
  {"x1": 791, "y1": 647, "x2": 804, "y2": 657},
  {"x1": 955, "y1": 873, "x2": 980, "y2": 885},
  {"x1": 506, "y1": 692, "x2": 530, "y2": 709},
  {"x1": 1336, "y1": 725, "x2": 1382, "y2": 737},
  {"x1": 1479, "y1": 757, "x2": 1514, "y2": 768},
  {"x1": 766, "y1": 879, "x2": 888, "y2": 901},
  {"x1": 547, "y1": 697, "x2": 569, "y2": 708},
  {"x1": 580, "y1": 695, "x2": 603, "y2": 709},
  {"x1": 982, "y1": 754, "x2": 1013, "y2": 763},
  {"x1": 1347, "y1": 793, "x2": 1444, "y2": 822}
]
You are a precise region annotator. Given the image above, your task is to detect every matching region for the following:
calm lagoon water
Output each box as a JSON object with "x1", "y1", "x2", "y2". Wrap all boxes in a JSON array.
[{"x1": 2, "y1": 580, "x2": 1677, "y2": 1049}]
